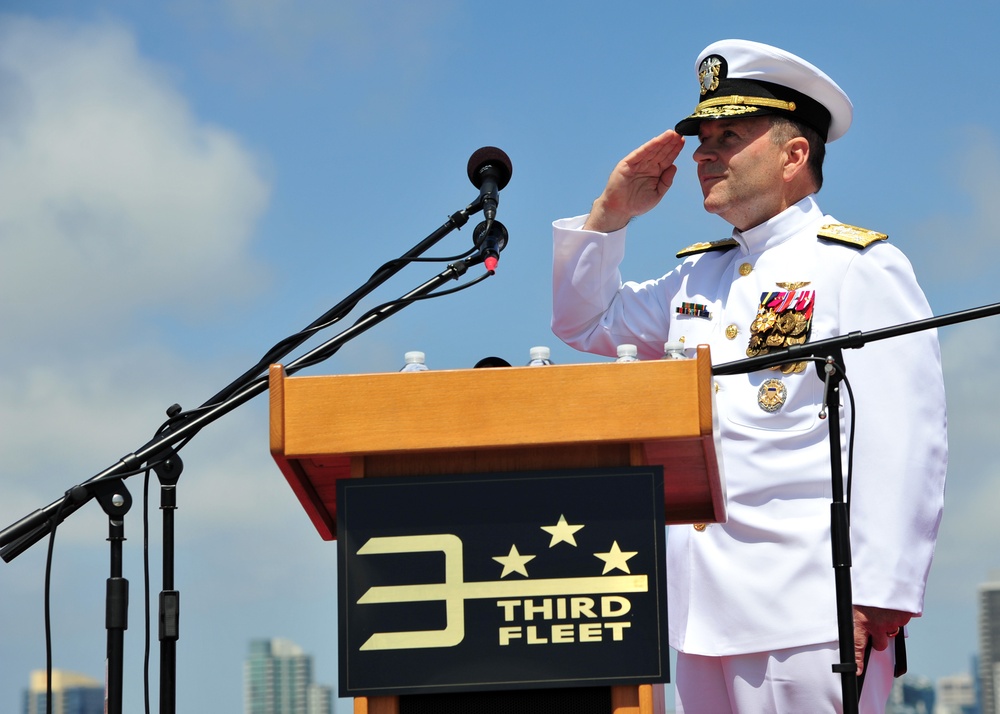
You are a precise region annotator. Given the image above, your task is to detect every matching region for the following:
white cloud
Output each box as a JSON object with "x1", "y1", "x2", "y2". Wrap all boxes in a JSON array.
[
  {"x1": 925, "y1": 321, "x2": 1000, "y2": 603},
  {"x1": 0, "y1": 16, "x2": 271, "y2": 346},
  {"x1": 0, "y1": 15, "x2": 276, "y2": 553},
  {"x1": 909, "y1": 125, "x2": 1000, "y2": 294}
]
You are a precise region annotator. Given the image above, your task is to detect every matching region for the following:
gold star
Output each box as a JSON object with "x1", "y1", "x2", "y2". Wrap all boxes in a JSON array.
[
  {"x1": 594, "y1": 541, "x2": 637, "y2": 574},
  {"x1": 492, "y1": 545, "x2": 536, "y2": 578},
  {"x1": 540, "y1": 514, "x2": 584, "y2": 547}
]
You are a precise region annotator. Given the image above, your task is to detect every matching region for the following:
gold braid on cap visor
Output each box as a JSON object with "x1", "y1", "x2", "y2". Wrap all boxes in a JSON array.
[{"x1": 691, "y1": 95, "x2": 798, "y2": 118}]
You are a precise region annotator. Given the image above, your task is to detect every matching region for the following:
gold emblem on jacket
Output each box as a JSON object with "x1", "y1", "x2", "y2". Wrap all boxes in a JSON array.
[
  {"x1": 747, "y1": 288, "x2": 814, "y2": 374},
  {"x1": 757, "y1": 378, "x2": 787, "y2": 413}
]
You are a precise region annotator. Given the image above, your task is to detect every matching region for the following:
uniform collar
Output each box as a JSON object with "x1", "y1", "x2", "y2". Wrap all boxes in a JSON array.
[{"x1": 732, "y1": 195, "x2": 823, "y2": 254}]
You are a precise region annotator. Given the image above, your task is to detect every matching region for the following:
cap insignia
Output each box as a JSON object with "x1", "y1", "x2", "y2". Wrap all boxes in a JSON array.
[{"x1": 699, "y1": 56, "x2": 723, "y2": 95}]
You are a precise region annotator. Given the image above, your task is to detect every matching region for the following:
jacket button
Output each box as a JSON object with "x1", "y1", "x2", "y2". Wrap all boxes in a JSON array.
[
  {"x1": 726, "y1": 324, "x2": 739, "y2": 339},
  {"x1": 693, "y1": 523, "x2": 707, "y2": 532}
]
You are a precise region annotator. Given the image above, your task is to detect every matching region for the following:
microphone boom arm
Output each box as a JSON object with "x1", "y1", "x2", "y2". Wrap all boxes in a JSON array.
[
  {"x1": 0, "y1": 205, "x2": 494, "y2": 562},
  {"x1": 712, "y1": 300, "x2": 1000, "y2": 376}
]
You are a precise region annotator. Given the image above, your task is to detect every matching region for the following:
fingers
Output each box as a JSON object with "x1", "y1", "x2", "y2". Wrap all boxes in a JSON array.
[
  {"x1": 853, "y1": 634, "x2": 867, "y2": 676},
  {"x1": 623, "y1": 130, "x2": 685, "y2": 174},
  {"x1": 853, "y1": 605, "x2": 913, "y2": 674},
  {"x1": 659, "y1": 162, "x2": 679, "y2": 192},
  {"x1": 584, "y1": 131, "x2": 685, "y2": 233}
]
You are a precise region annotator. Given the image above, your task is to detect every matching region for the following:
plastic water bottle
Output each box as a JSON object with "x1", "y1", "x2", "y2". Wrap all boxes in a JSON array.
[
  {"x1": 616, "y1": 344, "x2": 639, "y2": 362},
  {"x1": 400, "y1": 351, "x2": 430, "y2": 372},
  {"x1": 526, "y1": 346, "x2": 554, "y2": 366},
  {"x1": 662, "y1": 341, "x2": 687, "y2": 360}
]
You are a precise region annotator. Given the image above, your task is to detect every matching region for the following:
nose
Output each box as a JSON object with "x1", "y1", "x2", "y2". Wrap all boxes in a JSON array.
[{"x1": 693, "y1": 140, "x2": 713, "y2": 163}]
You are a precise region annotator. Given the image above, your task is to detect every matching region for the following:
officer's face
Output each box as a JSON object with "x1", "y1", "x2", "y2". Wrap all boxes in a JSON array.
[{"x1": 693, "y1": 117, "x2": 788, "y2": 231}]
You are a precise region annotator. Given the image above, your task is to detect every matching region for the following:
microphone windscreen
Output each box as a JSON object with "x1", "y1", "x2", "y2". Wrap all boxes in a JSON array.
[{"x1": 467, "y1": 146, "x2": 512, "y2": 190}]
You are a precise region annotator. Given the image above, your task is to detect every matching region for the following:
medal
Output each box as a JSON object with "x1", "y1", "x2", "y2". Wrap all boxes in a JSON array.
[
  {"x1": 746, "y1": 287, "x2": 815, "y2": 373},
  {"x1": 757, "y1": 378, "x2": 787, "y2": 412}
]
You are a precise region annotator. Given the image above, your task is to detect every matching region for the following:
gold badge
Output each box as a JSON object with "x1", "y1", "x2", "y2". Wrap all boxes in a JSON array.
[
  {"x1": 776, "y1": 281, "x2": 811, "y2": 291},
  {"x1": 747, "y1": 288, "x2": 814, "y2": 373},
  {"x1": 699, "y1": 56, "x2": 722, "y2": 95},
  {"x1": 757, "y1": 378, "x2": 787, "y2": 413}
]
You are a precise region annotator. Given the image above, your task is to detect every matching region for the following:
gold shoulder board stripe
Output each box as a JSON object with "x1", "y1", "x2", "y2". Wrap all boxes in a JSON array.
[
  {"x1": 676, "y1": 237, "x2": 740, "y2": 258},
  {"x1": 817, "y1": 223, "x2": 888, "y2": 249}
]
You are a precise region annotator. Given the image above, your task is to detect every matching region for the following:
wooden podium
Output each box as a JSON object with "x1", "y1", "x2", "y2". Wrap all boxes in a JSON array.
[{"x1": 269, "y1": 345, "x2": 725, "y2": 714}]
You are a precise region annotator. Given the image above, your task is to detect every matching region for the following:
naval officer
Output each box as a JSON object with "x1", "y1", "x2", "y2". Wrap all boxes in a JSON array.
[{"x1": 551, "y1": 39, "x2": 947, "y2": 713}]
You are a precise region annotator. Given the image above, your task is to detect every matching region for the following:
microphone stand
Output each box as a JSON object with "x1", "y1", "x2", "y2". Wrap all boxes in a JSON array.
[
  {"x1": 712, "y1": 300, "x2": 1000, "y2": 714},
  {"x1": 0, "y1": 199, "x2": 501, "y2": 714},
  {"x1": 151, "y1": 439, "x2": 182, "y2": 714}
]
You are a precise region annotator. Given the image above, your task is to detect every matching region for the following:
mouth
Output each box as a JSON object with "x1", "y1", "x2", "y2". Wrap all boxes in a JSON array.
[{"x1": 699, "y1": 174, "x2": 724, "y2": 195}]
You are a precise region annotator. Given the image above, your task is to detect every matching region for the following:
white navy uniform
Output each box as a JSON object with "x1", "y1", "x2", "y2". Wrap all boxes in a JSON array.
[{"x1": 551, "y1": 195, "x2": 948, "y2": 657}]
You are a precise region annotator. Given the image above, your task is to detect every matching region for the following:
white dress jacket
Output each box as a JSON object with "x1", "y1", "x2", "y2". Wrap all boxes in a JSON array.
[{"x1": 551, "y1": 195, "x2": 947, "y2": 656}]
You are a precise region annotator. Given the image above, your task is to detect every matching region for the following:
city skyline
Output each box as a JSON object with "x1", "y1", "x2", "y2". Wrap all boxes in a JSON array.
[
  {"x1": 2, "y1": 2, "x2": 1000, "y2": 713},
  {"x1": 23, "y1": 670, "x2": 103, "y2": 714},
  {"x1": 245, "y1": 638, "x2": 331, "y2": 714},
  {"x1": 13, "y1": 653, "x2": 987, "y2": 714}
]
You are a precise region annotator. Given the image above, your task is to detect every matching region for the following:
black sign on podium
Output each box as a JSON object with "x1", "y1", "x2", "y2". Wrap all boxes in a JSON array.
[{"x1": 337, "y1": 466, "x2": 670, "y2": 697}]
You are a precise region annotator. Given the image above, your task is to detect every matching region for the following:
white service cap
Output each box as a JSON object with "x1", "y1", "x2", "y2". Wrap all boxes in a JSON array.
[{"x1": 674, "y1": 39, "x2": 853, "y2": 143}]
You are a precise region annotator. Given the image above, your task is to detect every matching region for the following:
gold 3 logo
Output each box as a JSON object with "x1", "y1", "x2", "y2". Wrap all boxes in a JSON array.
[{"x1": 355, "y1": 533, "x2": 648, "y2": 651}]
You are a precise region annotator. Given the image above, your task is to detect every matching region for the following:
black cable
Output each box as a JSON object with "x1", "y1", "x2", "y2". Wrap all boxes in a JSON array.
[
  {"x1": 43, "y1": 498, "x2": 67, "y2": 714},
  {"x1": 182, "y1": 247, "x2": 480, "y2": 417},
  {"x1": 354, "y1": 270, "x2": 493, "y2": 320},
  {"x1": 154, "y1": 249, "x2": 482, "y2": 435},
  {"x1": 290, "y1": 269, "x2": 494, "y2": 373},
  {"x1": 143, "y1": 469, "x2": 152, "y2": 714},
  {"x1": 841, "y1": 372, "x2": 857, "y2": 512}
]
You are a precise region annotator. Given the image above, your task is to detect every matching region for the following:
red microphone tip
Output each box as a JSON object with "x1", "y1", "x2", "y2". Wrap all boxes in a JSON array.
[{"x1": 484, "y1": 256, "x2": 498, "y2": 272}]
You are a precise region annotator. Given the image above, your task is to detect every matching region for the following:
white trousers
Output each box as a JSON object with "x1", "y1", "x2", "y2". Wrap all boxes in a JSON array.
[{"x1": 674, "y1": 641, "x2": 895, "y2": 714}]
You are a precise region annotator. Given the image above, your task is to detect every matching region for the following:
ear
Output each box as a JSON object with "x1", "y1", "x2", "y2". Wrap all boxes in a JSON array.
[{"x1": 782, "y1": 136, "x2": 811, "y2": 184}]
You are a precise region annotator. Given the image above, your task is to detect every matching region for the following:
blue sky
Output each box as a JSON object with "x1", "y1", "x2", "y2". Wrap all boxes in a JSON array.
[{"x1": 1, "y1": 1, "x2": 999, "y2": 711}]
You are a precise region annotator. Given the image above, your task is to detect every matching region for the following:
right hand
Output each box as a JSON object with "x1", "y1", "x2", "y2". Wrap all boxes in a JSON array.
[{"x1": 583, "y1": 130, "x2": 685, "y2": 233}]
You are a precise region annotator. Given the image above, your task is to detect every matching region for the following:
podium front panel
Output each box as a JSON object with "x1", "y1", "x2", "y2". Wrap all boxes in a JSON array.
[{"x1": 337, "y1": 467, "x2": 670, "y2": 698}]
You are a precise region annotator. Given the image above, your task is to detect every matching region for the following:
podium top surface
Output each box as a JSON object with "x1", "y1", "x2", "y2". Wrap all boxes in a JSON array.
[
  {"x1": 273, "y1": 358, "x2": 712, "y2": 457},
  {"x1": 269, "y1": 347, "x2": 725, "y2": 539}
]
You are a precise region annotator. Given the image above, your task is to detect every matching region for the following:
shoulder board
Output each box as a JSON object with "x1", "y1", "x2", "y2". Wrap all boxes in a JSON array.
[
  {"x1": 817, "y1": 223, "x2": 888, "y2": 249},
  {"x1": 676, "y1": 237, "x2": 739, "y2": 258}
]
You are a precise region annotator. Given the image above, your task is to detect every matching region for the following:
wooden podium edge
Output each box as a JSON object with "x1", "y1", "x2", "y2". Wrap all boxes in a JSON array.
[
  {"x1": 270, "y1": 365, "x2": 338, "y2": 539},
  {"x1": 354, "y1": 683, "x2": 666, "y2": 714}
]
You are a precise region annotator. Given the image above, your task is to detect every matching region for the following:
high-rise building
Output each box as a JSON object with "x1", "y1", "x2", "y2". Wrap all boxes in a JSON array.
[
  {"x1": 22, "y1": 670, "x2": 103, "y2": 714},
  {"x1": 979, "y1": 576, "x2": 1000, "y2": 714},
  {"x1": 244, "y1": 638, "x2": 332, "y2": 714},
  {"x1": 937, "y1": 672, "x2": 977, "y2": 714},
  {"x1": 306, "y1": 684, "x2": 333, "y2": 714},
  {"x1": 886, "y1": 676, "x2": 935, "y2": 714}
]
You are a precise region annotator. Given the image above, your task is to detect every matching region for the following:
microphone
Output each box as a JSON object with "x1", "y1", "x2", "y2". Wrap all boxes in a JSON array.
[
  {"x1": 473, "y1": 220, "x2": 508, "y2": 273},
  {"x1": 467, "y1": 147, "x2": 512, "y2": 221}
]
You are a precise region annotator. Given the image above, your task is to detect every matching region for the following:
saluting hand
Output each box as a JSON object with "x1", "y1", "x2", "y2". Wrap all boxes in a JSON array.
[{"x1": 583, "y1": 130, "x2": 686, "y2": 233}]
